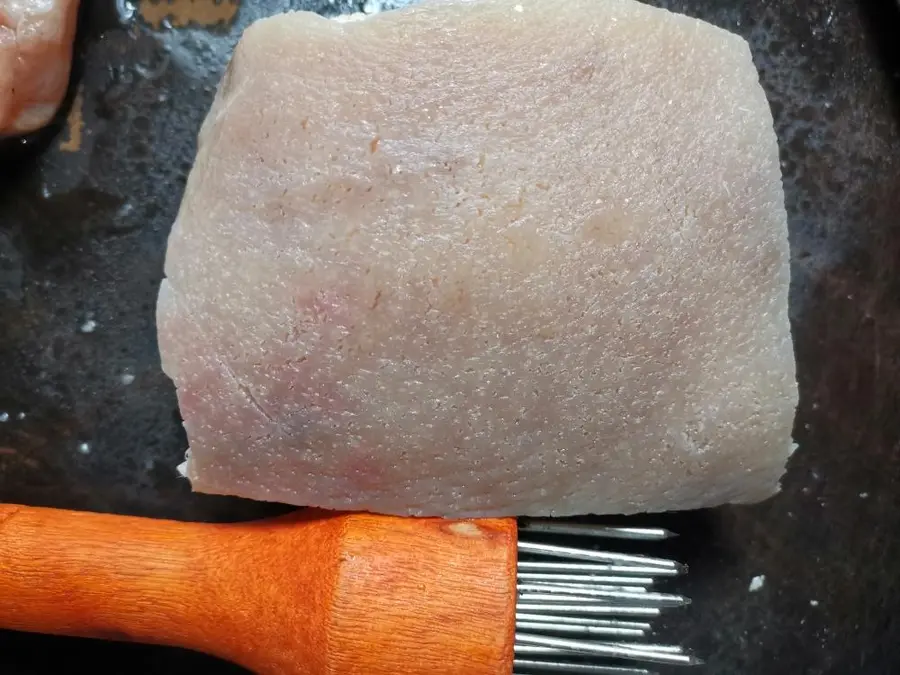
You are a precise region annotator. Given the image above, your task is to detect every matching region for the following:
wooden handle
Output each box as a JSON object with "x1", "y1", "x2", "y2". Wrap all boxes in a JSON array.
[{"x1": 0, "y1": 505, "x2": 516, "y2": 675}]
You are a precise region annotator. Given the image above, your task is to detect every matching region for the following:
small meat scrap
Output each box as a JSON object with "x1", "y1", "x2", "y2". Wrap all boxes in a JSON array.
[{"x1": 0, "y1": 0, "x2": 81, "y2": 136}]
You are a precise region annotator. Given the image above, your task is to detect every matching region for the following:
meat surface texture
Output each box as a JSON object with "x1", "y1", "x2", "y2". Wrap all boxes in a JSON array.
[
  {"x1": 0, "y1": 0, "x2": 80, "y2": 136},
  {"x1": 158, "y1": 0, "x2": 798, "y2": 517}
]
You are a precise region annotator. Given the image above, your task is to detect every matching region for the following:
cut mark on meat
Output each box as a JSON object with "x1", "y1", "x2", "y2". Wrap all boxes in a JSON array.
[{"x1": 215, "y1": 355, "x2": 283, "y2": 429}]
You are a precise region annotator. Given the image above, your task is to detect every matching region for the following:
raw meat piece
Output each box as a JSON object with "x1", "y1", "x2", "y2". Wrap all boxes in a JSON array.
[
  {"x1": 0, "y1": 0, "x2": 80, "y2": 136},
  {"x1": 157, "y1": 0, "x2": 798, "y2": 517}
]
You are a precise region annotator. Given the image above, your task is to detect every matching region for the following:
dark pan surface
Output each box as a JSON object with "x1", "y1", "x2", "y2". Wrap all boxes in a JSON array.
[{"x1": 1, "y1": 0, "x2": 899, "y2": 673}]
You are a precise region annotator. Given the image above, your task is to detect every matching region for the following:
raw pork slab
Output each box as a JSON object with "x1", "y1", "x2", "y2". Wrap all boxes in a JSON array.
[
  {"x1": 0, "y1": 0, "x2": 80, "y2": 136},
  {"x1": 158, "y1": 0, "x2": 798, "y2": 517}
]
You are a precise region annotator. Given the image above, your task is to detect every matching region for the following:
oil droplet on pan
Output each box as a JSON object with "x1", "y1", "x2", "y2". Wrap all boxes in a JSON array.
[{"x1": 116, "y1": 0, "x2": 137, "y2": 22}]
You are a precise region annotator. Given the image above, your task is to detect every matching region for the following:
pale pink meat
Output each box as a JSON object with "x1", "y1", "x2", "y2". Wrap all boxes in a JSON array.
[
  {"x1": 0, "y1": 0, "x2": 80, "y2": 136},
  {"x1": 158, "y1": 0, "x2": 798, "y2": 517}
]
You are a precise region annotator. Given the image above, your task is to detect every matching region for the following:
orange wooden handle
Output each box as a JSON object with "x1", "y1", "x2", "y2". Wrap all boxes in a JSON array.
[{"x1": 0, "y1": 504, "x2": 516, "y2": 675}]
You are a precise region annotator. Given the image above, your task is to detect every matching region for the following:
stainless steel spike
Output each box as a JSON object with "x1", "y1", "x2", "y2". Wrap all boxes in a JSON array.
[
  {"x1": 513, "y1": 659, "x2": 654, "y2": 675},
  {"x1": 610, "y1": 644, "x2": 684, "y2": 654},
  {"x1": 516, "y1": 620, "x2": 646, "y2": 638},
  {"x1": 515, "y1": 634, "x2": 702, "y2": 666},
  {"x1": 517, "y1": 541, "x2": 685, "y2": 571},
  {"x1": 514, "y1": 641, "x2": 683, "y2": 657},
  {"x1": 518, "y1": 573, "x2": 656, "y2": 586},
  {"x1": 515, "y1": 603, "x2": 662, "y2": 617},
  {"x1": 515, "y1": 645, "x2": 569, "y2": 656},
  {"x1": 520, "y1": 520, "x2": 675, "y2": 541},
  {"x1": 517, "y1": 561, "x2": 682, "y2": 577},
  {"x1": 513, "y1": 520, "x2": 696, "y2": 671},
  {"x1": 517, "y1": 584, "x2": 689, "y2": 608},
  {"x1": 515, "y1": 613, "x2": 653, "y2": 631},
  {"x1": 523, "y1": 581, "x2": 651, "y2": 594}
]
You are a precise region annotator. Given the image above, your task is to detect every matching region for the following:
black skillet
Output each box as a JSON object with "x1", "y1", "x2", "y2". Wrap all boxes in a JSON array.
[{"x1": 1, "y1": 1, "x2": 899, "y2": 673}]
